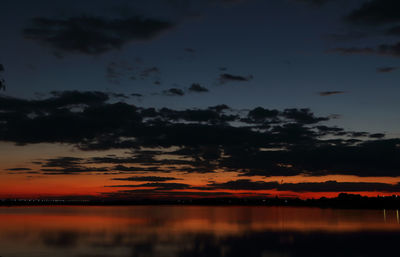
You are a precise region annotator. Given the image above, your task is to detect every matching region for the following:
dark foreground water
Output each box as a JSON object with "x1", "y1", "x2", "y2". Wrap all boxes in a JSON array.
[{"x1": 0, "y1": 206, "x2": 399, "y2": 257}]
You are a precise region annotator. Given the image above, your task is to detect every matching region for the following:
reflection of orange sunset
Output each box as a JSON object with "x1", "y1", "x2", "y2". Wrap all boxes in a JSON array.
[
  {"x1": 1, "y1": 206, "x2": 399, "y2": 234},
  {"x1": 1, "y1": 206, "x2": 400, "y2": 257}
]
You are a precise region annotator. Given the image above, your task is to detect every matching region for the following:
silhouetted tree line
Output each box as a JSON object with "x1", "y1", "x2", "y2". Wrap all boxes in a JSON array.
[{"x1": 1, "y1": 194, "x2": 400, "y2": 209}]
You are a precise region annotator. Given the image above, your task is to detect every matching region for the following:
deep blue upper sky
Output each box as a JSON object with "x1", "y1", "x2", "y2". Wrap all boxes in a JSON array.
[{"x1": 1, "y1": 0, "x2": 400, "y2": 135}]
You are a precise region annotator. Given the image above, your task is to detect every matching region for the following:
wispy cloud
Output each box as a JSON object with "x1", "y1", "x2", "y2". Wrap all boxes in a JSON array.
[{"x1": 318, "y1": 91, "x2": 345, "y2": 96}]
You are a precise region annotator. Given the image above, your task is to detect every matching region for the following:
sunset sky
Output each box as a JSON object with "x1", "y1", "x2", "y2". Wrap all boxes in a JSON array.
[{"x1": 1, "y1": 0, "x2": 400, "y2": 199}]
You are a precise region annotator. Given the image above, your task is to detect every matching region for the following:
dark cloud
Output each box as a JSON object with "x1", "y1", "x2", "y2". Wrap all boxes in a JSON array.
[
  {"x1": 1, "y1": 92, "x2": 399, "y2": 178},
  {"x1": 327, "y1": 42, "x2": 400, "y2": 57},
  {"x1": 112, "y1": 176, "x2": 180, "y2": 182},
  {"x1": 329, "y1": 1, "x2": 400, "y2": 60},
  {"x1": 42, "y1": 157, "x2": 84, "y2": 168},
  {"x1": 216, "y1": 0, "x2": 248, "y2": 4},
  {"x1": 0, "y1": 64, "x2": 5, "y2": 91},
  {"x1": 295, "y1": 0, "x2": 332, "y2": 6},
  {"x1": 325, "y1": 32, "x2": 368, "y2": 41},
  {"x1": 368, "y1": 42, "x2": 400, "y2": 57},
  {"x1": 282, "y1": 108, "x2": 329, "y2": 124},
  {"x1": 103, "y1": 189, "x2": 233, "y2": 199},
  {"x1": 207, "y1": 179, "x2": 278, "y2": 190},
  {"x1": 156, "y1": 107, "x2": 238, "y2": 124},
  {"x1": 108, "y1": 182, "x2": 191, "y2": 190},
  {"x1": 119, "y1": 179, "x2": 398, "y2": 194},
  {"x1": 39, "y1": 157, "x2": 110, "y2": 174},
  {"x1": 184, "y1": 48, "x2": 196, "y2": 53},
  {"x1": 246, "y1": 107, "x2": 279, "y2": 123},
  {"x1": 219, "y1": 73, "x2": 253, "y2": 84},
  {"x1": 112, "y1": 165, "x2": 164, "y2": 173},
  {"x1": 6, "y1": 168, "x2": 36, "y2": 175},
  {"x1": 208, "y1": 104, "x2": 230, "y2": 113},
  {"x1": 23, "y1": 16, "x2": 174, "y2": 55},
  {"x1": 318, "y1": 91, "x2": 345, "y2": 96},
  {"x1": 89, "y1": 155, "x2": 157, "y2": 165},
  {"x1": 377, "y1": 67, "x2": 397, "y2": 73},
  {"x1": 7, "y1": 167, "x2": 32, "y2": 171},
  {"x1": 0, "y1": 80, "x2": 5, "y2": 91},
  {"x1": 386, "y1": 26, "x2": 400, "y2": 36},
  {"x1": 0, "y1": 91, "x2": 141, "y2": 146},
  {"x1": 163, "y1": 88, "x2": 185, "y2": 96},
  {"x1": 327, "y1": 47, "x2": 375, "y2": 55},
  {"x1": 189, "y1": 83, "x2": 209, "y2": 93},
  {"x1": 140, "y1": 67, "x2": 160, "y2": 79},
  {"x1": 48, "y1": 91, "x2": 110, "y2": 106},
  {"x1": 41, "y1": 167, "x2": 110, "y2": 175},
  {"x1": 346, "y1": 0, "x2": 400, "y2": 25},
  {"x1": 369, "y1": 133, "x2": 385, "y2": 139},
  {"x1": 220, "y1": 138, "x2": 400, "y2": 178},
  {"x1": 131, "y1": 93, "x2": 143, "y2": 97},
  {"x1": 109, "y1": 93, "x2": 129, "y2": 99}
]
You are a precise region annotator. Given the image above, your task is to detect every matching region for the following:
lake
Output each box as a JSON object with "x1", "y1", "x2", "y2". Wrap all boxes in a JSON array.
[{"x1": 0, "y1": 206, "x2": 399, "y2": 257}]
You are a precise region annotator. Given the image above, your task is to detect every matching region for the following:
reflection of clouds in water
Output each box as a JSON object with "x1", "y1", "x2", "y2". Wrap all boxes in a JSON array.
[
  {"x1": 41, "y1": 230, "x2": 80, "y2": 248},
  {"x1": 0, "y1": 206, "x2": 400, "y2": 257},
  {"x1": 32, "y1": 230, "x2": 400, "y2": 257}
]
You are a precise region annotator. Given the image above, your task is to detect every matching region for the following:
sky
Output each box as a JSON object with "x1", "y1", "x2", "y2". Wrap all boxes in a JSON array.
[{"x1": 1, "y1": 0, "x2": 400, "y2": 199}]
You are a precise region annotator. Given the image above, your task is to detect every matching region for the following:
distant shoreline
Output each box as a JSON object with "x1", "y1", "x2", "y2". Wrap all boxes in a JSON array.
[{"x1": 1, "y1": 193, "x2": 400, "y2": 210}]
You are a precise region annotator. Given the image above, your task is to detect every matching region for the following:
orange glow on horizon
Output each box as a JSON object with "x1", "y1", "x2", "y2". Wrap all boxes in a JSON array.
[{"x1": 1, "y1": 142, "x2": 400, "y2": 200}]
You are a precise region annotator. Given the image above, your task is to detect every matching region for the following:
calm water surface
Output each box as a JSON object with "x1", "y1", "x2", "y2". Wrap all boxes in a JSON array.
[{"x1": 0, "y1": 206, "x2": 399, "y2": 257}]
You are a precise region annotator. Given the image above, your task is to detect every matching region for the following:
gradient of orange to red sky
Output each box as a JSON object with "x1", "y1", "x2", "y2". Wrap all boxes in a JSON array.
[{"x1": 1, "y1": 143, "x2": 400, "y2": 200}]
